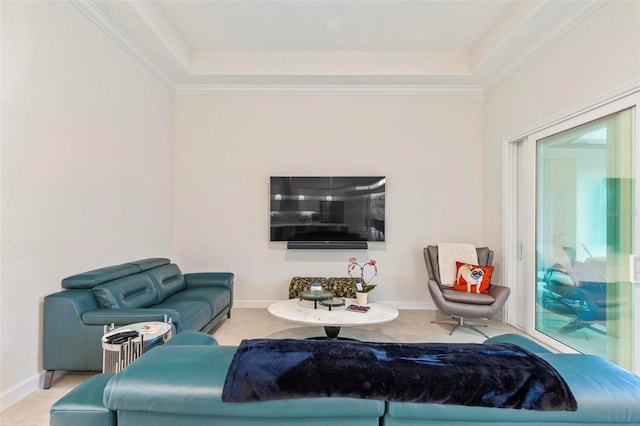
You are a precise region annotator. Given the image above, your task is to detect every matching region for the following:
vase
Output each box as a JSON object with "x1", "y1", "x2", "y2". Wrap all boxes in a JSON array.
[{"x1": 356, "y1": 292, "x2": 369, "y2": 306}]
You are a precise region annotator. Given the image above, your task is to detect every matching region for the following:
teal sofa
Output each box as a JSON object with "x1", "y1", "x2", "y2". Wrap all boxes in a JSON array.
[
  {"x1": 43, "y1": 258, "x2": 233, "y2": 389},
  {"x1": 50, "y1": 333, "x2": 640, "y2": 426}
]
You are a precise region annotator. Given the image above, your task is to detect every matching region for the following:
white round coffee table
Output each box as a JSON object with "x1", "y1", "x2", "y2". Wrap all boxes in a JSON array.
[{"x1": 268, "y1": 298, "x2": 399, "y2": 339}]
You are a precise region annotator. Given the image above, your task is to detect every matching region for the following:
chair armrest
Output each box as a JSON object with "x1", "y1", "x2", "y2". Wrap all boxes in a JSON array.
[
  {"x1": 183, "y1": 272, "x2": 234, "y2": 290},
  {"x1": 488, "y1": 284, "x2": 511, "y2": 305},
  {"x1": 427, "y1": 279, "x2": 448, "y2": 305},
  {"x1": 82, "y1": 308, "x2": 180, "y2": 326}
]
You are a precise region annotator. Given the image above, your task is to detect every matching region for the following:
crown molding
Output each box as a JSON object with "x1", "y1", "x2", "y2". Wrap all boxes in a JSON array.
[
  {"x1": 483, "y1": 0, "x2": 606, "y2": 91},
  {"x1": 70, "y1": 0, "x2": 482, "y2": 95},
  {"x1": 72, "y1": 0, "x2": 605, "y2": 97},
  {"x1": 175, "y1": 84, "x2": 484, "y2": 96},
  {"x1": 69, "y1": 0, "x2": 176, "y2": 91}
]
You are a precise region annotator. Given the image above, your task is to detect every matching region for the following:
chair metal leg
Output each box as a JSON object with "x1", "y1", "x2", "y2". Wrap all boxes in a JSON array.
[
  {"x1": 432, "y1": 316, "x2": 490, "y2": 338},
  {"x1": 449, "y1": 323, "x2": 461, "y2": 335}
]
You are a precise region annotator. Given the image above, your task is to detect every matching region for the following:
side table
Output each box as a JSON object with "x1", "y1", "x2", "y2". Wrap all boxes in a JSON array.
[
  {"x1": 101, "y1": 321, "x2": 173, "y2": 373},
  {"x1": 299, "y1": 290, "x2": 333, "y2": 309}
]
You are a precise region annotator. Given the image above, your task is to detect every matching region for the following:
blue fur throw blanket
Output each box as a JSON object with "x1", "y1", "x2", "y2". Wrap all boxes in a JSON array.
[{"x1": 222, "y1": 339, "x2": 577, "y2": 411}]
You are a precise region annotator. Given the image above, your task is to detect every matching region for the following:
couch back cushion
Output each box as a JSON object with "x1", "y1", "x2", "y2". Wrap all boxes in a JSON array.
[
  {"x1": 92, "y1": 273, "x2": 159, "y2": 309},
  {"x1": 62, "y1": 264, "x2": 141, "y2": 289},
  {"x1": 61, "y1": 258, "x2": 170, "y2": 289},
  {"x1": 125, "y1": 258, "x2": 170, "y2": 272},
  {"x1": 146, "y1": 264, "x2": 186, "y2": 302}
]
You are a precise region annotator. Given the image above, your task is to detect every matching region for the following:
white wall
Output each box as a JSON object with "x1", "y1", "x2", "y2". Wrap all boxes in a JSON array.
[
  {"x1": 484, "y1": 1, "x2": 640, "y2": 300},
  {"x1": 4, "y1": 0, "x2": 635, "y2": 412},
  {"x1": 173, "y1": 93, "x2": 486, "y2": 307},
  {"x1": 0, "y1": 2, "x2": 175, "y2": 408},
  {"x1": 484, "y1": 1, "x2": 640, "y2": 327}
]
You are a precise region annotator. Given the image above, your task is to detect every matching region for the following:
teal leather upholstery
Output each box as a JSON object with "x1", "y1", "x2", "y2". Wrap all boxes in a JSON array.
[
  {"x1": 145, "y1": 264, "x2": 186, "y2": 301},
  {"x1": 92, "y1": 274, "x2": 160, "y2": 309},
  {"x1": 62, "y1": 264, "x2": 142, "y2": 289},
  {"x1": 50, "y1": 373, "x2": 115, "y2": 426},
  {"x1": 483, "y1": 333, "x2": 552, "y2": 353},
  {"x1": 43, "y1": 259, "x2": 233, "y2": 388},
  {"x1": 49, "y1": 333, "x2": 640, "y2": 426},
  {"x1": 163, "y1": 330, "x2": 219, "y2": 346},
  {"x1": 384, "y1": 353, "x2": 640, "y2": 425},
  {"x1": 384, "y1": 334, "x2": 640, "y2": 425},
  {"x1": 125, "y1": 258, "x2": 173, "y2": 271},
  {"x1": 103, "y1": 345, "x2": 385, "y2": 426}
]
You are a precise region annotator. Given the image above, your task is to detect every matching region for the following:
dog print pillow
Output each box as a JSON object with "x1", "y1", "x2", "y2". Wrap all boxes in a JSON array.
[{"x1": 452, "y1": 262, "x2": 493, "y2": 294}]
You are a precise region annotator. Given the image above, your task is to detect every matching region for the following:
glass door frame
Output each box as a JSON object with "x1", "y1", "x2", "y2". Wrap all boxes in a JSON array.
[{"x1": 504, "y1": 89, "x2": 640, "y2": 373}]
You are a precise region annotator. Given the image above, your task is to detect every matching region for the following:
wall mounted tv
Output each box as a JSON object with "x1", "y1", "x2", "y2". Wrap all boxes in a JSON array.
[{"x1": 270, "y1": 176, "x2": 385, "y2": 249}]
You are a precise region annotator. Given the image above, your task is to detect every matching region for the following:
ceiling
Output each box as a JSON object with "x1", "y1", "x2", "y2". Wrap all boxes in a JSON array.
[{"x1": 73, "y1": 0, "x2": 604, "y2": 92}]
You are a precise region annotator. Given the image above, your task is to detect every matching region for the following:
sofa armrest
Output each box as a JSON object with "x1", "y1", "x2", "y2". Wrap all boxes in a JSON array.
[
  {"x1": 183, "y1": 272, "x2": 234, "y2": 290},
  {"x1": 184, "y1": 273, "x2": 234, "y2": 313},
  {"x1": 45, "y1": 289, "x2": 99, "y2": 316},
  {"x1": 44, "y1": 290, "x2": 105, "y2": 371},
  {"x1": 82, "y1": 308, "x2": 180, "y2": 327}
]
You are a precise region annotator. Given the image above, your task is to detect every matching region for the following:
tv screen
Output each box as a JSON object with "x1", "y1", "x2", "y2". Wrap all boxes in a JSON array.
[{"x1": 270, "y1": 176, "x2": 385, "y2": 242}]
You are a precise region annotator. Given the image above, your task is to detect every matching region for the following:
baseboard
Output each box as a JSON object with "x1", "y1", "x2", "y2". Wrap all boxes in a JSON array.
[{"x1": 0, "y1": 373, "x2": 39, "y2": 412}]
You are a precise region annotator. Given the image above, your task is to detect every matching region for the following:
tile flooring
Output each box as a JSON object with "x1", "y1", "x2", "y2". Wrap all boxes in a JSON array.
[{"x1": 0, "y1": 308, "x2": 524, "y2": 425}]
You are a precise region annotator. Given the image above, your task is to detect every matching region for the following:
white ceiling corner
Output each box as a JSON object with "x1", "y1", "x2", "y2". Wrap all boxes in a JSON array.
[{"x1": 75, "y1": 0, "x2": 606, "y2": 94}]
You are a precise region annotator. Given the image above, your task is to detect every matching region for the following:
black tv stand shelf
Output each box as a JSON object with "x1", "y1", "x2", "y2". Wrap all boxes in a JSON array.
[{"x1": 287, "y1": 241, "x2": 368, "y2": 250}]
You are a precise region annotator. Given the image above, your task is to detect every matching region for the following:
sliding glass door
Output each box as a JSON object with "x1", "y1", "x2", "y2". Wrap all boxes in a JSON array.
[{"x1": 535, "y1": 107, "x2": 636, "y2": 369}]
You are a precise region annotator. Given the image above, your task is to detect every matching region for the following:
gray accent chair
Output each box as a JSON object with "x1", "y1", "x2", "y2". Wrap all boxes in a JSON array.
[{"x1": 423, "y1": 246, "x2": 511, "y2": 337}]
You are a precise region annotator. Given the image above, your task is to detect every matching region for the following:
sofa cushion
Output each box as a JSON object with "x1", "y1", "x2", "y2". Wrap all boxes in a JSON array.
[
  {"x1": 289, "y1": 277, "x2": 360, "y2": 299},
  {"x1": 92, "y1": 274, "x2": 159, "y2": 309},
  {"x1": 164, "y1": 331, "x2": 219, "y2": 346},
  {"x1": 152, "y1": 299, "x2": 212, "y2": 332},
  {"x1": 442, "y1": 287, "x2": 495, "y2": 305},
  {"x1": 145, "y1": 264, "x2": 186, "y2": 302},
  {"x1": 104, "y1": 346, "x2": 385, "y2": 419},
  {"x1": 385, "y1": 353, "x2": 640, "y2": 424},
  {"x1": 327, "y1": 277, "x2": 359, "y2": 298},
  {"x1": 161, "y1": 287, "x2": 230, "y2": 318},
  {"x1": 62, "y1": 259, "x2": 170, "y2": 290},
  {"x1": 62, "y1": 264, "x2": 140, "y2": 290}
]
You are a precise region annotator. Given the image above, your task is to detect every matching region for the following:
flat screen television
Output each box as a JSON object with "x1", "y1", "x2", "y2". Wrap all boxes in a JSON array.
[{"x1": 270, "y1": 176, "x2": 385, "y2": 246}]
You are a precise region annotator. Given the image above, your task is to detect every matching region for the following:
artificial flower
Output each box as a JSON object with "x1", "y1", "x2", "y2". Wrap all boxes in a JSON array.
[{"x1": 347, "y1": 258, "x2": 378, "y2": 293}]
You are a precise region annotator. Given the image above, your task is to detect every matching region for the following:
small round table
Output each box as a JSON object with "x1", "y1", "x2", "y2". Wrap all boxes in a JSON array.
[
  {"x1": 101, "y1": 321, "x2": 173, "y2": 373},
  {"x1": 268, "y1": 298, "x2": 399, "y2": 339},
  {"x1": 298, "y1": 290, "x2": 345, "y2": 310}
]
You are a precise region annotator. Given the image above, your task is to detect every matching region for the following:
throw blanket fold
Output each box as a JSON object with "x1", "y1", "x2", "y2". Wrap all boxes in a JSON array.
[
  {"x1": 438, "y1": 243, "x2": 478, "y2": 286},
  {"x1": 222, "y1": 339, "x2": 577, "y2": 412}
]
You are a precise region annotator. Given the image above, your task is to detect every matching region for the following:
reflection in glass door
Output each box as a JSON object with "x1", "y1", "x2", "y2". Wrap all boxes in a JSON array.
[{"x1": 536, "y1": 107, "x2": 635, "y2": 369}]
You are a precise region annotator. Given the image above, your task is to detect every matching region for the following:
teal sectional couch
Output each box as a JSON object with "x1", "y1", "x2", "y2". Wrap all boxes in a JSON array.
[
  {"x1": 50, "y1": 333, "x2": 640, "y2": 426},
  {"x1": 43, "y1": 258, "x2": 233, "y2": 389}
]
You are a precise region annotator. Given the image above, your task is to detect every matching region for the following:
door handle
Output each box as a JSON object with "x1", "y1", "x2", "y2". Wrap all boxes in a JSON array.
[{"x1": 518, "y1": 241, "x2": 523, "y2": 260}]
